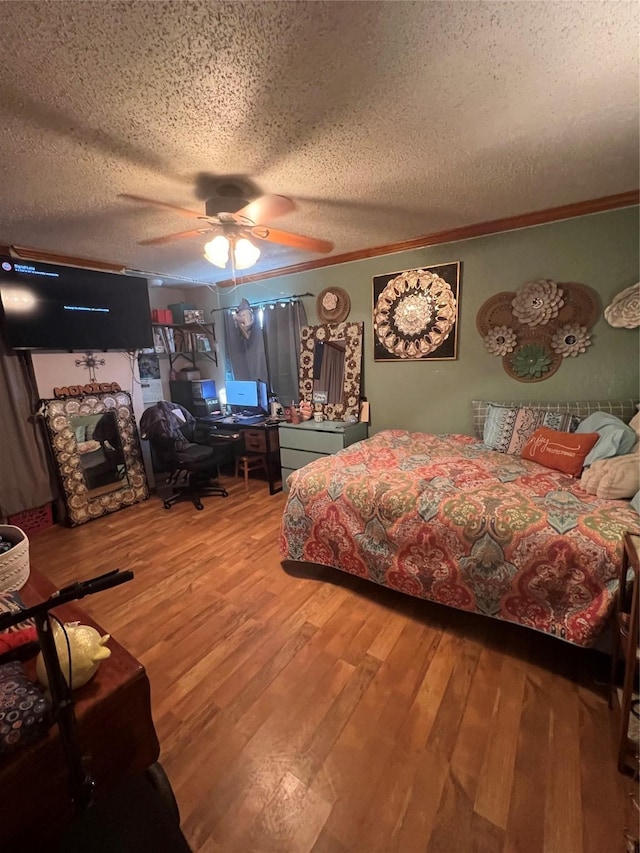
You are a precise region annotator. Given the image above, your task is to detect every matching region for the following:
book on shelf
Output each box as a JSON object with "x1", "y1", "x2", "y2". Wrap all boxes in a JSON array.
[
  {"x1": 153, "y1": 326, "x2": 176, "y2": 353},
  {"x1": 196, "y1": 334, "x2": 212, "y2": 352},
  {"x1": 152, "y1": 327, "x2": 166, "y2": 353}
]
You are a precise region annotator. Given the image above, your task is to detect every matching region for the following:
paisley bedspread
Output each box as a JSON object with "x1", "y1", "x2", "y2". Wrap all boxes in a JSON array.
[{"x1": 280, "y1": 430, "x2": 640, "y2": 647}]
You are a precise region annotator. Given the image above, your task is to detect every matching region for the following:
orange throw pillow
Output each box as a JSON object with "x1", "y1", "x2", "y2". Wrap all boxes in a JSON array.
[{"x1": 521, "y1": 427, "x2": 599, "y2": 477}]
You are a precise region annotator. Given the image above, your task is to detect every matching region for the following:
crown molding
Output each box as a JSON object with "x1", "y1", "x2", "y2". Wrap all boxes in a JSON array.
[
  {"x1": 0, "y1": 245, "x2": 125, "y2": 274},
  {"x1": 216, "y1": 189, "x2": 640, "y2": 288}
]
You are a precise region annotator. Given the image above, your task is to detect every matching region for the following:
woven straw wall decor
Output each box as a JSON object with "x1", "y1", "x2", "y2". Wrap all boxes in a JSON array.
[{"x1": 476, "y1": 280, "x2": 599, "y2": 383}]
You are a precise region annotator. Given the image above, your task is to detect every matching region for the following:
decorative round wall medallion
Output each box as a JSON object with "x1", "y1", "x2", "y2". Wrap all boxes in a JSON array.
[
  {"x1": 317, "y1": 287, "x2": 351, "y2": 324},
  {"x1": 373, "y1": 269, "x2": 457, "y2": 359}
]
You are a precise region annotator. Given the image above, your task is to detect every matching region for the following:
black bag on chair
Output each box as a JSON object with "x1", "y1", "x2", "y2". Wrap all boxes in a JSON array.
[{"x1": 140, "y1": 402, "x2": 234, "y2": 510}]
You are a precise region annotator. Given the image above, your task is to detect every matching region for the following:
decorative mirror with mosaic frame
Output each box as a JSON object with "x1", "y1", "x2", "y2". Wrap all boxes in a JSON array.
[
  {"x1": 41, "y1": 390, "x2": 148, "y2": 526},
  {"x1": 298, "y1": 322, "x2": 363, "y2": 421}
]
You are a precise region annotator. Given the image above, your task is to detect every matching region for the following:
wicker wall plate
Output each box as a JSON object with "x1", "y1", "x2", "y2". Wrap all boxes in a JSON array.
[
  {"x1": 502, "y1": 330, "x2": 562, "y2": 383},
  {"x1": 476, "y1": 292, "x2": 517, "y2": 336},
  {"x1": 317, "y1": 288, "x2": 351, "y2": 324}
]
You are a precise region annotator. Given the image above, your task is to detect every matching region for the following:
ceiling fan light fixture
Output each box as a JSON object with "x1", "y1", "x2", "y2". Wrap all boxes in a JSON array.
[
  {"x1": 203, "y1": 234, "x2": 260, "y2": 270},
  {"x1": 234, "y1": 237, "x2": 261, "y2": 269},
  {"x1": 203, "y1": 234, "x2": 230, "y2": 268}
]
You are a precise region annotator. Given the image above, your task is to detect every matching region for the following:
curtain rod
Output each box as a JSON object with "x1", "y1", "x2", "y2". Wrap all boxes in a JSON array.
[{"x1": 209, "y1": 292, "x2": 314, "y2": 313}]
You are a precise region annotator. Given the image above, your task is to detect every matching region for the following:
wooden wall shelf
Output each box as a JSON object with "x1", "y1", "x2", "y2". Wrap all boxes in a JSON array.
[{"x1": 151, "y1": 322, "x2": 218, "y2": 368}]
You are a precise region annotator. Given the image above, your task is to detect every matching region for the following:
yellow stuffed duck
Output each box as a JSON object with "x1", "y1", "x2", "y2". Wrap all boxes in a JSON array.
[{"x1": 36, "y1": 622, "x2": 111, "y2": 690}]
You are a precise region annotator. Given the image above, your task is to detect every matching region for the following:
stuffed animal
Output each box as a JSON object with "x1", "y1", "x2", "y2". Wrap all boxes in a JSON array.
[
  {"x1": 36, "y1": 622, "x2": 111, "y2": 690},
  {"x1": 299, "y1": 400, "x2": 313, "y2": 421}
]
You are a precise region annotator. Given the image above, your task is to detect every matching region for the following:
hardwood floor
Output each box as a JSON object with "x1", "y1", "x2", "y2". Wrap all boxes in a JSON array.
[{"x1": 28, "y1": 475, "x2": 636, "y2": 852}]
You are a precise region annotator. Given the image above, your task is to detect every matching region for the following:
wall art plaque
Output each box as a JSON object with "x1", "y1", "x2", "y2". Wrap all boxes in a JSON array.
[{"x1": 372, "y1": 262, "x2": 461, "y2": 362}]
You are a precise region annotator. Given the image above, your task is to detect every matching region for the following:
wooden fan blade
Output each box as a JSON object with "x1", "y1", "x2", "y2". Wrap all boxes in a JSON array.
[
  {"x1": 251, "y1": 226, "x2": 333, "y2": 254},
  {"x1": 138, "y1": 226, "x2": 214, "y2": 246},
  {"x1": 119, "y1": 193, "x2": 203, "y2": 220},
  {"x1": 235, "y1": 194, "x2": 295, "y2": 223}
]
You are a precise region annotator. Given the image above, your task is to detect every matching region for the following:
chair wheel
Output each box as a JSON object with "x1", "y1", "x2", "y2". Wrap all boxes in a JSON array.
[
  {"x1": 163, "y1": 501, "x2": 172, "y2": 510},
  {"x1": 195, "y1": 501, "x2": 204, "y2": 510}
]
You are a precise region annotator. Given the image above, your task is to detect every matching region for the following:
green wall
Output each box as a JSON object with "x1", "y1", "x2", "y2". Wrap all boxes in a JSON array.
[{"x1": 203, "y1": 206, "x2": 640, "y2": 435}]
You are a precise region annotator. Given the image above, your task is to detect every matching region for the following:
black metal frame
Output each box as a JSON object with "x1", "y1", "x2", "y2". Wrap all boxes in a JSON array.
[{"x1": 0, "y1": 570, "x2": 134, "y2": 813}]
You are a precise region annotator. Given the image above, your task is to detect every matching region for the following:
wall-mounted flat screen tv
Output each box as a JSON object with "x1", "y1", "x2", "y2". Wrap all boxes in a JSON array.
[{"x1": 0, "y1": 256, "x2": 153, "y2": 351}]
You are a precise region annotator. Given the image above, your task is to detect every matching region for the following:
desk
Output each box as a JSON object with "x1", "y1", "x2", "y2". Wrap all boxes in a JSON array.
[
  {"x1": 0, "y1": 570, "x2": 160, "y2": 849},
  {"x1": 195, "y1": 419, "x2": 282, "y2": 494}
]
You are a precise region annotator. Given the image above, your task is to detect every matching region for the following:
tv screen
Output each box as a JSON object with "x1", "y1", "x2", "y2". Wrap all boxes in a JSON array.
[
  {"x1": 225, "y1": 380, "x2": 259, "y2": 411},
  {"x1": 0, "y1": 256, "x2": 153, "y2": 351}
]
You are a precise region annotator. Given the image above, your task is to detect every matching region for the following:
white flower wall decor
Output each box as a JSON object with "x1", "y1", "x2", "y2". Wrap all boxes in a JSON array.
[
  {"x1": 511, "y1": 279, "x2": 564, "y2": 326},
  {"x1": 483, "y1": 325, "x2": 517, "y2": 356},
  {"x1": 550, "y1": 324, "x2": 592, "y2": 357},
  {"x1": 604, "y1": 283, "x2": 640, "y2": 329}
]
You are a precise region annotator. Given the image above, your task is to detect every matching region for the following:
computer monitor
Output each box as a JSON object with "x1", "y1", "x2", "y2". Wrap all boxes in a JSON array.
[
  {"x1": 225, "y1": 380, "x2": 259, "y2": 412},
  {"x1": 257, "y1": 379, "x2": 268, "y2": 413}
]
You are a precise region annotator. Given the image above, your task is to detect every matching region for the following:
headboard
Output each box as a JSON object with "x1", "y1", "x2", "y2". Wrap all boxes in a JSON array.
[{"x1": 472, "y1": 399, "x2": 639, "y2": 440}]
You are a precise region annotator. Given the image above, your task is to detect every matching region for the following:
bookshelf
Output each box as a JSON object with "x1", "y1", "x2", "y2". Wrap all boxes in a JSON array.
[{"x1": 151, "y1": 322, "x2": 218, "y2": 369}]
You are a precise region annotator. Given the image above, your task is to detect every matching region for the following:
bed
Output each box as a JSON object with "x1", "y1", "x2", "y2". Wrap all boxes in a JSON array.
[{"x1": 280, "y1": 402, "x2": 640, "y2": 647}]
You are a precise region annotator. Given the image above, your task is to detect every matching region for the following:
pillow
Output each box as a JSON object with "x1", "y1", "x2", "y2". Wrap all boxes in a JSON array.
[
  {"x1": 0, "y1": 592, "x2": 34, "y2": 632},
  {"x1": 576, "y1": 412, "x2": 638, "y2": 467},
  {"x1": 472, "y1": 399, "x2": 639, "y2": 439},
  {"x1": 521, "y1": 427, "x2": 599, "y2": 477},
  {"x1": 0, "y1": 661, "x2": 51, "y2": 755},
  {"x1": 483, "y1": 404, "x2": 581, "y2": 455},
  {"x1": 580, "y1": 451, "x2": 640, "y2": 499}
]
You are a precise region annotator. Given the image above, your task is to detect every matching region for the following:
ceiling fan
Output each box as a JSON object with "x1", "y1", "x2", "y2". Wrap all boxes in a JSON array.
[{"x1": 119, "y1": 182, "x2": 334, "y2": 269}]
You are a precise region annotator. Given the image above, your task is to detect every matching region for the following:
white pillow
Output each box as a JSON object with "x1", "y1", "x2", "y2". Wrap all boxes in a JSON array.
[{"x1": 580, "y1": 451, "x2": 640, "y2": 499}]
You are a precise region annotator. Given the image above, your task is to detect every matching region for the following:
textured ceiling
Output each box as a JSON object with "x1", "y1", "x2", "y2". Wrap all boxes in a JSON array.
[{"x1": 0, "y1": 1, "x2": 638, "y2": 287}]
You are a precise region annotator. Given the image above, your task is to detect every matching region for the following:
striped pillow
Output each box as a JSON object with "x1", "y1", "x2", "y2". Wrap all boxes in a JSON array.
[
  {"x1": 483, "y1": 404, "x2": 582, "y2": 455},
  {"x1": 472, "y1": 399, "x2": 639, "y2": 440}
]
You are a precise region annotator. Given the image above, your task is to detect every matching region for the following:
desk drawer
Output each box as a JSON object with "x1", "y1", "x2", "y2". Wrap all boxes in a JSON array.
[{"x1": 243, "y1": 429, "x2": 267, "y2": 453}]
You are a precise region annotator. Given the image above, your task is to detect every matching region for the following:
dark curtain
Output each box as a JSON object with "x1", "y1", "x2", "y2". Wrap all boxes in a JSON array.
[
  {"x1": 263, "y1": 302, "x2": 307, "y2": 406},
  {"x1": 0, "y1": 330, "x2": 57, "y2": 518},
  {"x1": 223, "y1": 301, "x2": 307, "y2": 406}
]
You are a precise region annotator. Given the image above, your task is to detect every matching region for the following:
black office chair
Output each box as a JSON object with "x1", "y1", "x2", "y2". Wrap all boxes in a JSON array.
[{"x1": 140, "y1": 402, "x2": 237, "y2": 511}]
